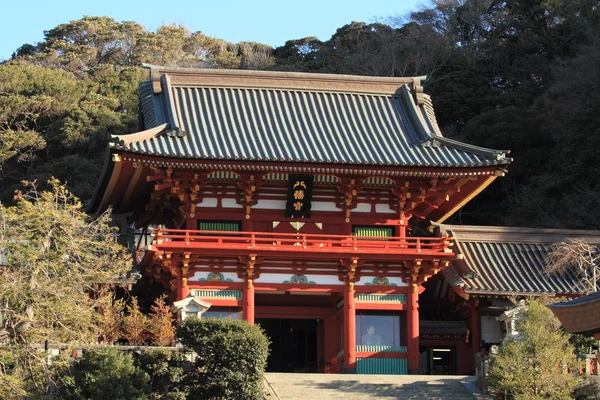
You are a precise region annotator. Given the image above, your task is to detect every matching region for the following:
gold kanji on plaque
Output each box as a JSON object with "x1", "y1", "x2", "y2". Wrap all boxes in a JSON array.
[
  {"x1": 293, "y1": 202, "x2": 303, "y2": 211},
  {"x1": 294, "y1": 190, "x2": 305, "y2": 200}
]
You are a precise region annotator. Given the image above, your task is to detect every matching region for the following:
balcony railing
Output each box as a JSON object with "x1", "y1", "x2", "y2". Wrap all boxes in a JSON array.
[{"x1": 148, "y1": 229, "x2": 454, "y2": 257}]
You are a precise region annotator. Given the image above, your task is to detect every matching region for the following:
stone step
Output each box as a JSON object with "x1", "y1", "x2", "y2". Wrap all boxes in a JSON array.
[{"x1": 264, "y1": 373, "x2": 477, "y2": 400}]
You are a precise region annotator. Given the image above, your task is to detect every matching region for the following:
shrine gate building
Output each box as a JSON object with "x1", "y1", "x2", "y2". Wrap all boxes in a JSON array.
[{"x1": 89, "y1": 65, "x2": 513, "y2": 374}]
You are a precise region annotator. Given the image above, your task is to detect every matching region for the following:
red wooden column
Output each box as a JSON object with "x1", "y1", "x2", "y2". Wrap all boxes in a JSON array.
[
  {"x1": 324, "y1": 316, "x2": 338, "y2": 373},
  {"x1": 407, "y1": 284, "x2": 420, "y2": 374},
  {"x1": 176, "y1": 280, "x2": 190, "y2": 301},
  {"x1": 243, "y1": 278, "x2": 255, "y2": 325},
  {"x1": 176, "y1": 265, "x2": 191, "y2": 301},
  {"x1": 470, "y1": 299, "x2": 481, "y2": 368},
  {"x1": 242, "y1": 254, "x2": 257, "y2": 325},
  {"x1": 343, "y1": 281, "x2": 357, "y2": 373}
]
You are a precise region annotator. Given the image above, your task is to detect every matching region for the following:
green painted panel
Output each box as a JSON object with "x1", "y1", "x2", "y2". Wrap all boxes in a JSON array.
[
  {"x1": 363, "y1": 177, "x2": 393, "y2": 186},
  {"x1": 356, "y1": 345, "x2": 407, "y2": 352},
  {"x1": 264, "y1": 174, "x2": 340, "y2": 183},
  {"x1": 353, "y1": 226, "x2": 394, "y2": 238},
  {"x1": 193, "y1": 290, "x2": 242, "y2": 300},
  {"x1": 356, "y1": 357, "x2": 408, "y2": 375},
  {"x1": 207, "y1": 171, "x2": 239, "y2": 181},
  {"x1": 355, "y1": 293, "x2": 406, "y2": 303},
  {"x1": 197, "y1": 221, "x2": 241, "y2": 231}
]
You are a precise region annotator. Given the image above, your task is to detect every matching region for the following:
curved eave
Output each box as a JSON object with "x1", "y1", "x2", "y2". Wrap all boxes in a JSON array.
[
  {"x1": 548, "y1": 293, "x2": 600, "y2": 334},
  {"x1": 89, "y1": 149, "x2": 506, "y2": 222}
]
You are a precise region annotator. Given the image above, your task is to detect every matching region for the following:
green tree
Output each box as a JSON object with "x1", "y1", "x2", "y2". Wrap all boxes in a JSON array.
[
  {"x1": 123, "y1": 297, "x2": 149, "y2": 345},
  {"x1": 97, "y1": 294, "x2": 125, "y2": 344},
  {"x1": 487, "y1": 298, "x2": 577, "y2": 399},
  {"x1": 0, "y1": 179, "x2": 132, "y2": 397},
  {"x1": 177, "y1": 318, "x2": 270, "y2": 400},
  {"x1": 148, "y1": 295, "x2": 175, "y2": 346}
]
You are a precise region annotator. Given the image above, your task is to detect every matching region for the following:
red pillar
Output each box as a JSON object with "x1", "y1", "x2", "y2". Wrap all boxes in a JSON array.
[
  {"x1": 176, "y1": 267, "x2": 191, "y2": 301},
  {"x1": 407, "y1": 284, "x2": 420, "y2": 374},
  {"x1": 343, "y1": 282, "x2": 356, "y2": 373},
  {"x1": 177, "y1": 282, "x2": 190, "y2": 301},
  {"x1": 324, "y1": 316, "x2": 337, "y2": 373},
  {"x1": 471, "y1": 300, "x2": 481, "y2": 371},
  {"x1": 243, "y1": 279, "x2": 255, "y2": 325}
]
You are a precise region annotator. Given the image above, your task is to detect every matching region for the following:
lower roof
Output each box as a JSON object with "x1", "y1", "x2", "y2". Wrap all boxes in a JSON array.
[
  {"x1": 439, "y1": 225, "x2": 600, "y2": 296},
  {"x1": 548, "y1": 292, "x2": 600, "y2": 334}
]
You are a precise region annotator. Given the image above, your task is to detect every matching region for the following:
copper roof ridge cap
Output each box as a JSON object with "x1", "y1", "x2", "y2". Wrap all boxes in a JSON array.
[
  {"x1": 111, "y1": 123, "x2": 169, "y2": 146},
  {"x1": 142, "y1": 63, "x2": 423, "y2": 84}
]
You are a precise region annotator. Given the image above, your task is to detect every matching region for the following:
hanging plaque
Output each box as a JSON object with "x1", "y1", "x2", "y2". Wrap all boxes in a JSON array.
[{"x1": 285, "y1": 174, "x2": 314, "y2": 218}]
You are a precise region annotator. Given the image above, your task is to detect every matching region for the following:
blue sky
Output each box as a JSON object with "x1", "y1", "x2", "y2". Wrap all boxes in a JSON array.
[{"x1": 1, "y1": 0, "x2": 423, "y2": 61}]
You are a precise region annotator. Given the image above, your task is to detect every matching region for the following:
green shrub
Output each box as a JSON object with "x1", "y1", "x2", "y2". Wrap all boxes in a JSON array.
[
  {"x1": 135, "y1": 349, "x2": 187, "y2": 400},
  {"x1": 176, "y1": 318, "x2": 270, "y2": 400},
  {"x1": 60, "y1": 347, "x2": 150, "y2": 400}
]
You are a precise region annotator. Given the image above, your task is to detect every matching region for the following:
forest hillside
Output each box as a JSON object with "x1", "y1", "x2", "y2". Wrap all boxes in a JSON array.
[{"x1": 2, "y1": 0, "x2": 599, "y2": 228}]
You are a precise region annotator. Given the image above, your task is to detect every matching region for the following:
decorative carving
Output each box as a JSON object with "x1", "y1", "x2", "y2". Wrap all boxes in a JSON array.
[
  {"x1": 238, "y1": 254, "x2": 262, "y2": 280},
  {"x1": 365, "y1": 277, "x2": 398, "y2": 286},
  {"x1": 199, "y1": 272, "x2": 234, "y2": 282},
  {"x1": 237, "y1": 173, "x2": 263, "y2": 217},
  {"x1": 337, "y1": 177, "x2": 362, "y2": 220},
  {"x1": 283, "y1": 275, "x2": 316, "y2": 284},
  {"x1": 339, "y1": 257, "x2": 361, "y2": 288}
]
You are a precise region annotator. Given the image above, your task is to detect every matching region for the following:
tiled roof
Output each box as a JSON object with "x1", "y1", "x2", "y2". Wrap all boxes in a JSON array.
[
  {"x1": 420, "y1": 320, "x2": 468, "y2": 336},
  {"x1": 548, "y1": 292, "x2": 600, "y2": 334},
  {"x1": 440, "y1": 225, "x2": 600, "y2": 296},
  {"x1": 112, "y1": 65, "x2": 511, "y2": 168}
]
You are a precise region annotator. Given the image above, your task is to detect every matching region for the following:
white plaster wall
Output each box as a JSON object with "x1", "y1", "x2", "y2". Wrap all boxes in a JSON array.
[
  {"x1": 221, "y1": 198, "x2": 243, "y2": 209},
  {"x1": 352, "y1": 203, "x2": 372, "y2": 213},
  {"x1": 254, "y1": 199, "x2": 287, "y2": 210},
  {"x1": 310, "y1": 201, "x2": 340, "y2": 212},
  {"x1": 375, "y1": 203, "x2": 396, "y2": 214},
  {"x1": 256, "y1": 273, "x2": 341, "y2": 285},
  {"x1": 196, "y1": 198, "x2": 218, "y2": 208}
]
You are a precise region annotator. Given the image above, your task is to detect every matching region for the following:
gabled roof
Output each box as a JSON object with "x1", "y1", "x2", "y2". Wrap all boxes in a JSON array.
[
  {"x1": 439, "y1": 225, "x2": 600, "y2": 296},
  {"x1": 111, "y1": 65, "x2": 511, "y2": 168}
]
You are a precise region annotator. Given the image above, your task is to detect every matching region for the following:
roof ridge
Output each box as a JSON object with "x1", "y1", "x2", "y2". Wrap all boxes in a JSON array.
[
  {"x1": 142, "y1": 63, "x2": 425, "y2": 84},
  {"x1": 425, "y1": 136, "x2": 510, "y2": 162},
  {"x1": 438, "y1": 223, "x2": 600, "y2": 244}
]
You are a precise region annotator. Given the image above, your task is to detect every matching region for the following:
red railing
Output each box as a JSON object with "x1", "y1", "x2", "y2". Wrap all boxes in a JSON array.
[{"x1": 150, "y1": 229, "x2": 454, "y2": 256}]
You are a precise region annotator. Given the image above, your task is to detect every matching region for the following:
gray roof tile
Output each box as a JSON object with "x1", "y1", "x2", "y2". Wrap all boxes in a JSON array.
[
  {"x1": 113, "y1": 68, "x2": 510, "y2": 168},
  {"x1": 440, "y1": 225, "x2": 599, "y2": 295}
]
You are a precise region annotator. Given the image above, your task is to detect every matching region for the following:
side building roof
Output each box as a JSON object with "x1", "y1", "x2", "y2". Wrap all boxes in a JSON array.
[
  {"x1": 113, "y1": 65, "x2": 510, "y2": 168},
  {"x1": 438, "y1": 225, "x2": 600, "y2": 296},
  {"x1": 548, "y1": 292, "x2": 600, "y2": 335}
]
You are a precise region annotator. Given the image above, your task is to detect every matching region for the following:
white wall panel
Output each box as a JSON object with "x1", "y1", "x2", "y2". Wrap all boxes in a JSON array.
[
  {"x1": 196, "y1": 198, "x2": 218, "y2": 208},
  {"x1": 221, "y1": 198, "x2": 243, "y2": 208}
]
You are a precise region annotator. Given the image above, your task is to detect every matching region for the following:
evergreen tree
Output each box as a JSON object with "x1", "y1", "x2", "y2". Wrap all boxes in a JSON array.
[{"x1": 488, "y1": 298, "x2": 577, "y2": 399}]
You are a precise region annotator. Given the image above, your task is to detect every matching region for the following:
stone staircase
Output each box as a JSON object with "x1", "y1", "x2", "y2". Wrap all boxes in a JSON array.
[{"x1": 264, "y1": 373, "x2": 478, "y2": 400}]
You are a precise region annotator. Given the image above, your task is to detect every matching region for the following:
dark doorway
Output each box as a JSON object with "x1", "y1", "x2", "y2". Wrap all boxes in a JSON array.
[
  {"x1": 419, "y1": 346, "x2": 456, "y2": 374},
  {"x1": 256, "y1": 318, "x2": 318, "y2": 373}
]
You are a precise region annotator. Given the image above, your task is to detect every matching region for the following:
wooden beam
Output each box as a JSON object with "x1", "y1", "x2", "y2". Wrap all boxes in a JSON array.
[
  {"x1": 117, "y1": 165, "x2": 145, "y2": 213},
  {"x1": 96, "y1": 154, "x2": 124, "y2": 213}
]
